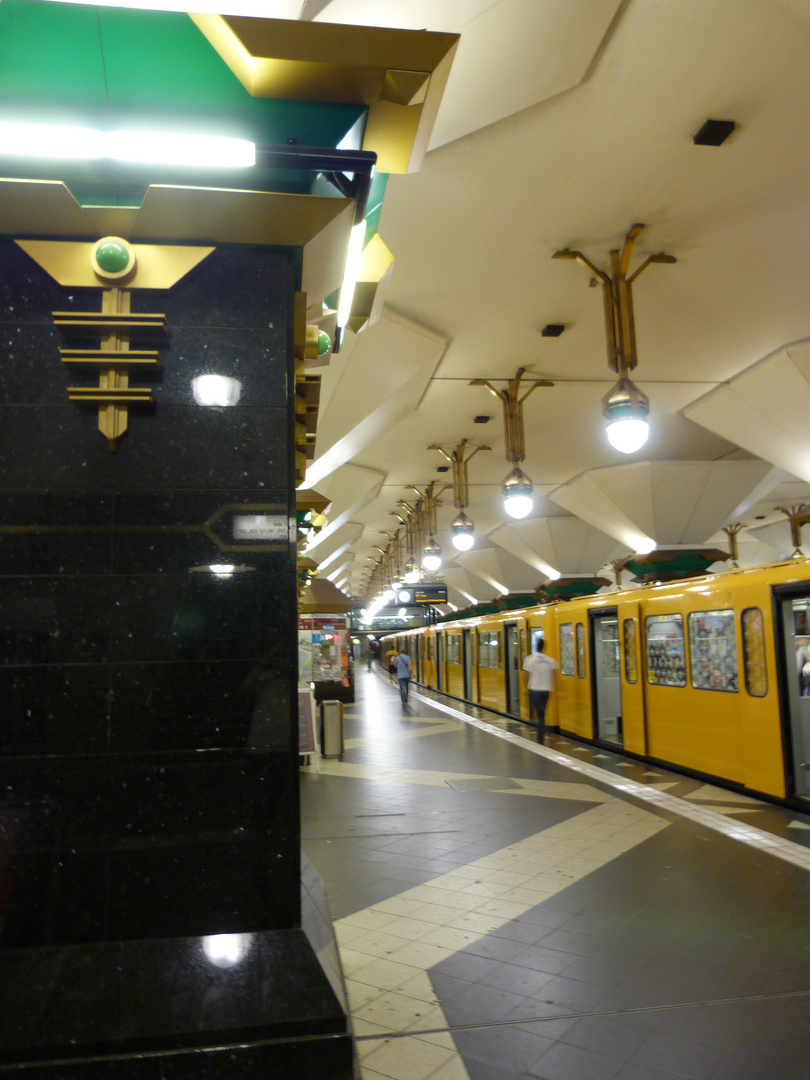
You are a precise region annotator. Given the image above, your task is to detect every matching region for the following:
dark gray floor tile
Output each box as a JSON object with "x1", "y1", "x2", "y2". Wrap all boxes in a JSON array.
[
  {"x1": 453, "y1": 1024, "x2": 554, "y2": 1073},
  {"x1": 527, "y1": 1039, "x2": 626, "y2": 1080}
]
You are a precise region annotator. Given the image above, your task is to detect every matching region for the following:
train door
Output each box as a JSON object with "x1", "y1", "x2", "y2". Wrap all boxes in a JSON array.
[
  {"x1": 504, "y1": 622, "x2": 520, "y2": 715},
  {"x1": 591, "y1": 609, "x2": 622, "y2": 745},
  {"x1": 436, "y1": 632, "x2": 444, "y2": 692},
  {"x1": 778, "y1": 594, "x2": 810, "y2": 800},
  {"x1": 463, "y1": 628, "x2": 473, "y2": 699}
]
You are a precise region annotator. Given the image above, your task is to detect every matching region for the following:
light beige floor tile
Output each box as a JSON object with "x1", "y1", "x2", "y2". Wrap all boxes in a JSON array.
[
  {"x1": 428, "y1": 1056, "x2": 472, "y2": 1080},
  {"x1": 407, "y1": 901, "x2": 466, "y2": 925},
  {"x1": 360, "y1": 1035, "x2": 457, "y2": 1080},
  {"x1": 403, "y1": 1004, "x2": 452, "y2": 1032},
  {"x1": 346, "y1": 979, "x2": 388, "y2": 1011},
  {"x1": 340, "y1": 908, "x2": 401, "y2": 932},
  {"x1": 352, "y1": 1019, "x2": 393, "y2": 1038},
  {"x1": 446, "y1": 911, "x2": 504, "y2": 934},
  {"x1": 351, "y1": 957, "x2": 427, "y2": 993},
  {"x1": 344, "y1": 928, "x2": 413, "y2": 959},
  {"x1": 481, "y1": 868, "x2": 535, "y2": 887},
  {"x1": 353, "y1": 989, "x2": 437, "y2": 1030},
  {"x1": 412, "y1": 925, "x2": 481, "y2": 950},
  {"x1": 371, "y1": 915, "x2": 441, "y2": 941},
  {"x1": 385, "y1": 940, "x2": 453, "y2": 969},
  {"x1": 392, "y1": 970, "x2": 439, "y2": 1002},
  {"x1": 426, "y1": 889, "x2": 486, "y2": 912},
  {"x1": 433, "y1": 864, "x2": 493, "y2": 882},
  {"x1": 496, "y1": 885, "x2": 554, "y2": 905},
  {"x1": 341, "y1": 948, "x2": 387, "y2": 977},
  {"x1": 371, "y1": 897, "x2": 430, "y2": 919},
  {"x1": 463, "y1": 898, "x2": 526, "y2": 919},
  {"x1": 457, "y1": 879, "x2": 511, "y2": 898}
]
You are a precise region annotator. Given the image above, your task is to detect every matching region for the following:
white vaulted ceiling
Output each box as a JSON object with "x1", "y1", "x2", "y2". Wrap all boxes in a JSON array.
[{"x1": 293, "y1": 0, "x2": 810, "y2": 600}]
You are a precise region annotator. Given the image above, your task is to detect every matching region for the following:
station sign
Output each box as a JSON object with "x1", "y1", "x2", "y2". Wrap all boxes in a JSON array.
[{"x1": 397, "y1": 584, "x2": 448, "y2": 604}]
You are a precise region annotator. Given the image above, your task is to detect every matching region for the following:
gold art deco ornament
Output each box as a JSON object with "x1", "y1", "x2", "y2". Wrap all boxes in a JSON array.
[{"x1": 16, "y1": 237, "x2": 214, "y2": 451}]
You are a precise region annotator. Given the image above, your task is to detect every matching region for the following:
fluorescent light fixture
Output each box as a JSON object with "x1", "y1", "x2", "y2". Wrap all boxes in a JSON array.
[
  {"x1": 192, "y1": 374, "x2": 242, "y2": 407},
  {"x1": 50, "y1": 0, "x2": 304, "y2": 13},
  {"x1": 336, "y1": 221, "x2": 366, "y2": 329},
  {"x1": 0, "y1": 122, "x2": 255, "y2": 168}
]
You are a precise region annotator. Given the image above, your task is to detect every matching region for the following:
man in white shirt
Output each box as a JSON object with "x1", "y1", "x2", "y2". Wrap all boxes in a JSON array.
[{"x1": 521, "y1": 638, "x2": 558, "y2": 744}]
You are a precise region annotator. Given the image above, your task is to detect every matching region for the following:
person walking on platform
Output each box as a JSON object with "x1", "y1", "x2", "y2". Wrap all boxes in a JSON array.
[
  {"x1": 395, "y1": 647, "x2": 414, "y2": 704},
  {"x1": 521, "y1": 637, "x2": 558, "y2": 744},
  {"x1": 385, "y1": 647, "x2": 398, "y2": 684}
]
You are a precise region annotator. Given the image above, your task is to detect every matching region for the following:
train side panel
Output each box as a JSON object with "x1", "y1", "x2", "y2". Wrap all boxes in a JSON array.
[{"x1": 640, "y1": 585, "x2": 745, "y2": 783}]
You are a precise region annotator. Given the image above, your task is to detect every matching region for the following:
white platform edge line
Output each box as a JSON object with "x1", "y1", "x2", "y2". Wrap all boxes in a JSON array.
[{"x1": 407, "y1": 687, "x2": 810, "y2": 872}]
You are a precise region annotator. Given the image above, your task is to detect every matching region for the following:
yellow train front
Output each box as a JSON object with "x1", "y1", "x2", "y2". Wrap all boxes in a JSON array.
[{"x1": 380, "y1": 559, "x2": 810, "y2": 804}]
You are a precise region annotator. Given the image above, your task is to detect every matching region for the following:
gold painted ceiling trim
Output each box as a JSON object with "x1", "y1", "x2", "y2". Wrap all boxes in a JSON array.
[
  {"x1": 189, "y1": 15, "x2": 458, "y2": 174},
  {"x1": 0, "y1": 178, "x2": 354, "y2": 306},
  {"x1": 0, "y1": 179, "x2": 351, "y2": 247}
]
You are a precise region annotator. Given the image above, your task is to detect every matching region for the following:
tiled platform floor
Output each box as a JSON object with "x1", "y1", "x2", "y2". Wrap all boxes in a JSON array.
[{"x1": 301, "y1": 669, "x2": 810, "y2": 1080}]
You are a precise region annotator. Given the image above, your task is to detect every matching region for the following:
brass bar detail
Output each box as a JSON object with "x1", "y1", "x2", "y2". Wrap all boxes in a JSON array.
[{"x1": 56, "y1": 289, "x2": 167, "y2": 452}]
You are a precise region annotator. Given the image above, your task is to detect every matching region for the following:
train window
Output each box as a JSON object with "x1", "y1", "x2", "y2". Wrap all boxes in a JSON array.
[
  {"x1": 576, "y1": 623, "x2": 586, "y2": 678},
  {"x1": 645, "y1": 614, "x2": 687, "y2": 687},
  {"x1": 623, "y1": 619, "x2": 638, "y2": 683},
  {"x1": 447, "y1": 634, "x2": 461, "y2": 665},
  {"x1": 478, "y1": 633, "x2": 498, "y2": 669},
  {"x1": 688, "y1": 610, "x2": 739, "y2": 692},
  {"x1": 741, "y1": 608, "x2": 768, "y2": 697},
  {"x1": 559, "y1": 623, "x2": 575, "y2": 676},
  {"x1": 530, "y1": 627, "x2": 544, "y2": 656}
]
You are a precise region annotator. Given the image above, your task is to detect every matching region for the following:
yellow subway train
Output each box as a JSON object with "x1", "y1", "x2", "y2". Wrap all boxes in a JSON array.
[{"x1": 380, "y1": 559, "x2": 810, "y2": 805}]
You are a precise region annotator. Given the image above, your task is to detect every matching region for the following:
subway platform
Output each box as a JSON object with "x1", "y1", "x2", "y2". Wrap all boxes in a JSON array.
[{"x1": 301, "y1": 666, "x2": 810, "y2": 1080}]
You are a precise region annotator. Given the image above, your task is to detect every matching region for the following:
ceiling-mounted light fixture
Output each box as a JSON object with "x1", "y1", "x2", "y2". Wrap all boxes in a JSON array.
[
  {"x1": 553, "y1": 223, "x2": 675, "y2": 455},
  {"x1": 429, "y1": 439, "x2": 490, "y2": 552},
  {"x1": 422, "y1": 536, "x2": 442, "y2": 573},
  {"x1": 470, "y1": 368, "x2": 553, "y2": 521},
  {"x1": 501, "y1": 467, "x2": 534, "y2": 519},
  {"x1": 451, "y1": 512, "x2": 475, "y2": 551},
  {"x1": 403, "y1": 556, "x2": 419, "y2": 583},
  {"x1": 602, "y1": 376, "x2": 650, "y2": 453}
]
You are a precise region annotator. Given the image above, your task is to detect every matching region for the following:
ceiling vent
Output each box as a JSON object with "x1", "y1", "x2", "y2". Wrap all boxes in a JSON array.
[
  {"x1": 693, "y1": 119, "x2": 736, "y2": 146},
  {"x1": 473, "y1": 415, "x2": 491, "y2": 424},
  {"x1": 541, "y1": 323, "x2": 565, "y2": 337}
]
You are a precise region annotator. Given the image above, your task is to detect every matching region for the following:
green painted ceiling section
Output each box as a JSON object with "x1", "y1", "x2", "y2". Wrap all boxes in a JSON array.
[
  {"x1": 0, "y1": 0, "x2": 384, "y2": 213},
  {"x1": 0, "y1": 0, "x2": 364, "y2": 143}
]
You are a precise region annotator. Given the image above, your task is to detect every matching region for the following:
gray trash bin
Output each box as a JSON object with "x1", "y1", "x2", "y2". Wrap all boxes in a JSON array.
[{"x1": 320, "y1": 699, "x2": 344, "y2": 759}]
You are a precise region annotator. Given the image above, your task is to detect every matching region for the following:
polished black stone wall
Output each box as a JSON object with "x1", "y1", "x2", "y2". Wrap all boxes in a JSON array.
[{"x1": 0, "y1": 236, "x2": 320, "y2": 992}]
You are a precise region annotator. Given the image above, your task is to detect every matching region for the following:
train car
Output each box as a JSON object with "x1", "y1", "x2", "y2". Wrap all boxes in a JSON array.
[{"x1": 378, "y1": 558, "x2": 810, "y2": 805}]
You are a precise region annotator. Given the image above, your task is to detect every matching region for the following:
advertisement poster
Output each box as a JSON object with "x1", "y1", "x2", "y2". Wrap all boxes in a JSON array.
[{"x1": 298, "y1": 615, "x2": 350, "y2": 685}]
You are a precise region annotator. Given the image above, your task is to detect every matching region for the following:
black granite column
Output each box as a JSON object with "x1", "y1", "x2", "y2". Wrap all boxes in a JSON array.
[{"x1": 0, "y1": 240, "x2": 353, "y2": 1076}]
